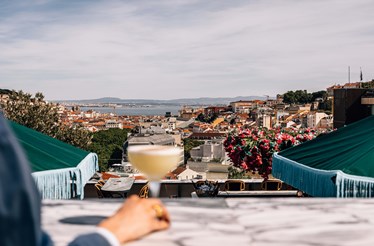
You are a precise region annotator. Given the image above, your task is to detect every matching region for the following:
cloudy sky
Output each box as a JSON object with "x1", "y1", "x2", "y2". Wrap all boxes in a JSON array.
[{"x1": 1, "y1": 0, "x2": 374, "y2": 100}]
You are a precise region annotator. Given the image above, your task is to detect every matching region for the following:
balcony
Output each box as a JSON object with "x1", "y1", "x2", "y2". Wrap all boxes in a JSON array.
[{"x1": 84, "y1": 179, "x2": 297, "y2": 199}]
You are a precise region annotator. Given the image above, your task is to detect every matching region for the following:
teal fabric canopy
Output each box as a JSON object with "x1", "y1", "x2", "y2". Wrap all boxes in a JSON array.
[
  {"x1": 273, "y1": 115, "x2": 374, "y2": 197},
  {"x1": 9, "y1": 121, "x2": 98, "y2": 200}
]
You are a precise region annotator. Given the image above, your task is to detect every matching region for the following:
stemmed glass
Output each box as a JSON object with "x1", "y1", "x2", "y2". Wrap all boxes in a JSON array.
[{"x1": 127, "y1": 145, "x2": 181, "y2": 197}]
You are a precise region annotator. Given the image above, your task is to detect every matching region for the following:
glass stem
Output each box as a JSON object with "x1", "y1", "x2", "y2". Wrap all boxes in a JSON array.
[{"x1": 149, "y1": 181, "x2": 161, "y2": 197}]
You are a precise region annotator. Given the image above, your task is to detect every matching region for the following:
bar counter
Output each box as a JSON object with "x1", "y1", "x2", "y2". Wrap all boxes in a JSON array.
[{"x1": 42, "y1": 198, "x2": 374, "y2": 246}]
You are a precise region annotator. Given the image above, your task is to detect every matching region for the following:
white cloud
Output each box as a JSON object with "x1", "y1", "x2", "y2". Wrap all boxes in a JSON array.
[{"x1": 1, "y1": 0, "x2": 374, "y2": 100}]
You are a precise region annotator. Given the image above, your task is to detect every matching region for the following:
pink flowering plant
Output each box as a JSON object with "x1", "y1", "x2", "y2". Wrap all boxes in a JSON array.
[{"x1": 224, "y1": 128, "x2": 320, "y2": 180}]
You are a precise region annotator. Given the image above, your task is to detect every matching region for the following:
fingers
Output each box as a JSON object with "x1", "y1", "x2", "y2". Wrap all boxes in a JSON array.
[
  {"x1": 153, "y1": 219, "x2": 170, "y2": 231},
  {"x1": 98, "y1": 195, "x2": 170, "y2": 244},
  {"x1": 150, "y1": 200, "x2": 170, "y2": 221},
  {"x1": 152, "y1": 204, "x2": 164, "y2": 219},
  {"x1": 125, "y1": 196, "x2": 171, "y2": 227}
]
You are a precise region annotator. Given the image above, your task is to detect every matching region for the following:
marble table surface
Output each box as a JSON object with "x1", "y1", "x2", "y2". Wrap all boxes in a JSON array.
[
  {"x1": 42, "y1": 198, "x2": 374, "y2": 246},
  {"x1": 101, "y1": 177, "x2": 135, "y2": 192}
]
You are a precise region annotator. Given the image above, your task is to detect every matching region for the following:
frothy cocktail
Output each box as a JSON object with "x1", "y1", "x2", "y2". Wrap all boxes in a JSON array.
[{"x1": 128, "y1": 145, "x2": 181, "y2": 181}]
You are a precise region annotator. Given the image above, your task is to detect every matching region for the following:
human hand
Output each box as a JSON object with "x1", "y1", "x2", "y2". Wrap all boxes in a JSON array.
[{"x1": 98, "y1": 195, "x2": 170, "y2": 244}]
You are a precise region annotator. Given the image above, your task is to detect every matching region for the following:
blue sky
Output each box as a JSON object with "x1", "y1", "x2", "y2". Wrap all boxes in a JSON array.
[{"x1": 1, "y1": 0, "x2": 374, "y2": 100}]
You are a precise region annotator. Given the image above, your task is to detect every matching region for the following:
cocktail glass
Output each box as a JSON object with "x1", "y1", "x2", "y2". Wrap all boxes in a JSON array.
[{"x1": 127, "y1": 145, "x2": 181, "y2": 197}]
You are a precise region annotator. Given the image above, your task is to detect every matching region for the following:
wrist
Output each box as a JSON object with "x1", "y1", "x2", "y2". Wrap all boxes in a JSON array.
[{"x1": 95, "y1": 227, "x2": 121, "y2": 246}]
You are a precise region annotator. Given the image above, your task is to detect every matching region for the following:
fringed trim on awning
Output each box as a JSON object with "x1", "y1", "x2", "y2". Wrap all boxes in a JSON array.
[
  {"x1": 76, "y1": 153, "x2": 99, "y2": 199},
  {"x1": 272, "y1": 153, "x2": 337, "y2": 197},
  {"x1": 32, "y1": 153, "x2": 98, "y2": 200},
  {"x1": 336, "y1": 172, "x2": 374, "y2": 198}
]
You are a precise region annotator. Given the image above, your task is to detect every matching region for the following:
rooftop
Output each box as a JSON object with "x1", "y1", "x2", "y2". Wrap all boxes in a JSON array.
[{"x1": 127, "y1": 134, "x2": 175, "y2": 145}]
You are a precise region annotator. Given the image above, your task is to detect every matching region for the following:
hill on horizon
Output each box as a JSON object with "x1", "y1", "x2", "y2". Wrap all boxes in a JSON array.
[{"x1": 56, "y1": 96, "x2": 268, "y2": 105}]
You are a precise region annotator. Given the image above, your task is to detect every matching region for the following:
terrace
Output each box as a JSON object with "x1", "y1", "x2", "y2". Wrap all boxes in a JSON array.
[{"x1": 84, "y1": 179, "x2": 300, "y2": 199}]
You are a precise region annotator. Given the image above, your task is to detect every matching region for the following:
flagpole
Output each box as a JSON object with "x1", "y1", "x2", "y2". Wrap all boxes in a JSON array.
[{"x1": 348, "y1": 66, "x2": 350, "y2": 83}]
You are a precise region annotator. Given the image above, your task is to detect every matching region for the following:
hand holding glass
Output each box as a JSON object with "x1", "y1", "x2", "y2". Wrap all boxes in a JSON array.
[{"x1": 128, "y1": 145, "x2": 181, "y2": 197}]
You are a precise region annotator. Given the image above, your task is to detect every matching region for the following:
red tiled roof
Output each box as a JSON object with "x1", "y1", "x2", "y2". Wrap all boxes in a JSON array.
[
  {"x1": 172, "y1": 167, "x2": 187, "y2": 175},
  {"x1": 231, "y1": 100, "x2": 254, "y2": 103},
  {"x1": 188, "y1": 132, "x2": 226, "y2": 139},
  {"x1": 164, "y1": 172, "x2": 177, "y2": 180},
  {"x1": 122, "y1": 125, "x2": 135, "y2": 129}
]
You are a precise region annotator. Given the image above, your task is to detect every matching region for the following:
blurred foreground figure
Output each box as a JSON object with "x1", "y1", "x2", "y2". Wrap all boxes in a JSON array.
[{"x1": 0, "y1": 113, "x2": 170, "y2": 246}]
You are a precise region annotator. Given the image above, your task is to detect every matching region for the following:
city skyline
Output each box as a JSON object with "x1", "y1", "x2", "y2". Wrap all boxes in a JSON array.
[{"x1": 1, "y1": 0, "x2": 374, "y2": 100}]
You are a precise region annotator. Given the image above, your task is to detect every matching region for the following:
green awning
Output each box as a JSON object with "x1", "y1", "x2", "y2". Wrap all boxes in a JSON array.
[
  {"x1": 9, "y1": 121, "x2": 98, "y2": 199},
  {"x1": 273, "y1": 115, "x2": 374, "y2": 197}
]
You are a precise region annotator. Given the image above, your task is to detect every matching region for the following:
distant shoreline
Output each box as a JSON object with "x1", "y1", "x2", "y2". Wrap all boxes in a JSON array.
[{"x1": 79, "y1": 105, "x2": 184, "y2": 116}]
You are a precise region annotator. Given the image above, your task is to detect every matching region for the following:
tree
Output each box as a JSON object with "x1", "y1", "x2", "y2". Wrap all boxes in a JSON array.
[
  {"x1": 1, "y1": 90, "x2": 92, "y2": 149},
  {"x1": 2, "y1": 91, "x2": 60, "y2": 135},
  {"x1": 56, "y1": 125, "x2": 93, "y2": 149},
  {"x1": 311, "y1": 90, "x2": 327, "y2": 102},
  {"x1": 183, "y1": 138, "x2": 204, "y2": 164},
  {"x1": 86, "y1": 128, "x2": 130, "y2": 171},
  {"x1": 0, "y1": 88, "x2": 12, "y2": 95},
  {"x1": 283, "y1": 90, "x2": 315, "y2": 104},
  {"x1": 318, "y1": 98, "x2": 332, "y2": 112},
  {"x1": 283, "y1": 91, "x2": 296, "y2": 104},
  {"x1": 196, "y1": 113, "x2": 218, "y2": 123}
]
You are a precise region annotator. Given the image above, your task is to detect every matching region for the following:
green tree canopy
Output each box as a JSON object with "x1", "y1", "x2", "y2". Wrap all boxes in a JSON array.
[
  {"x1": 183, "y1": 138, "x2": 204, "y2": 164},
  {"x1": 196, "y1": 113, "x2": 218, "y2": 123},
  {"x1": 86, "y1": 128, "x2": 130, "y2": 171},
  {"x1": 283, "y1": 90, "x2": 331, "y2": 105},
  {"x1": 311, "y1": 90, "x2": 328, "y2": 101},
  {"x1": 283, "y1": 90, "x2": 313, "y2": 104},
  {"x1": 1, "y1": 90, "x2": 92, "y2": 149}
]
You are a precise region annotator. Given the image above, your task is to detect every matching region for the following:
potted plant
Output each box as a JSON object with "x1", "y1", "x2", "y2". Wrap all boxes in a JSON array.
[
  {"x1": 224, "y1": 127, "x2": 322, "y2": 180},
  {"x1": 192, "y1": 180, "x2": 220, "y2": 197}
]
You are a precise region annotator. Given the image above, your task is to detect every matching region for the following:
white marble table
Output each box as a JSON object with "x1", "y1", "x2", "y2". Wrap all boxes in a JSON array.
[
  {"x1": 42, "y1": 198, "x2": 374, "y2": 246},
  {"x1": 101, "y1": 177, "x2": 135, "y2": 192}
]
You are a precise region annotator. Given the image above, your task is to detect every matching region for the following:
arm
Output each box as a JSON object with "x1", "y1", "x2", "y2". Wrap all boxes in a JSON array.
[{"x1": 68, "y1": 233, "x2": 112, "y2": 246}]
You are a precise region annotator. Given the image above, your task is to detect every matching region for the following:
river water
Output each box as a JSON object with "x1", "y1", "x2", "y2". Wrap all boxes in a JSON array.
[{"x1": 80, "y1": 105, "x2": 182, "y2": 116}]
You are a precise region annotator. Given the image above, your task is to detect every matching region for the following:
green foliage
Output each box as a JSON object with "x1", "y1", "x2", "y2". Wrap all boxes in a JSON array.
[
  {"x1": 228, "y1": 166, "x2": 249, "y2": 179},
  {"x1": 56, "y1": 125, "x2": 93, "y2": 149},
  {"x1": 283, "y1": 90, "x2": 331, "y2": 109},
  {"x1": 361, "y1": 80, "x2": 374, "y2": 89},
  {"x1": 86, "y1": 128, "x2": 130, "y2": 171},
  {"x1": 283, "y1": 90, "x2": 312, "y2": 104},
  {"x1": 311, "y1": 90, "x2": 327, "y2": 102},
  {"x1": 2, "y1": 91, "x2": 60, "y2": 134},
  {"x1": 183, "y1": 138, "x2": 204, "y2": 164},
  {"x1": 318, "y1": 98, "x2": 332, "y2": 112},
  {"x1": 196, "y1": 113, "x2": 218, "y2": 123},
  {"x1": 0, "y1": 88, "x2": 12, "y2": 95},
  {"x1": 1, "y1": 90, "x2": 92, "y2": 149}
]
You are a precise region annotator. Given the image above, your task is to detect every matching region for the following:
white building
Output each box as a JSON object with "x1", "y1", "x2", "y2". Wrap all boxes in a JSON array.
[
  {"x1": 82, "y1": 110, "x2": 101, "y2": 119},
  {"x1": 190, "y1": 141, "x2": 226, "y2": 162},
  {"x1": 307, "y1": 112, "x2": 329, "y2": 129},
  {"x1": 319, "y1": 115, "x2": 334, "y2": 129},
  {"x1": 256, "y1": 114, "x2": 272, "y2": 129},
  {"x1": 167, "y1": 117, "x2": 177, "y2": 130},
  {"x1": 105, "y1": 120, "x2": 123, "y2": 129},
  {"x1": 276, "y1": 110, "x2": 289, "y2": 124},
  {"x1": 187, "y1": 162, "x2": 229, "y2": 180},
  {"x1": 229, "y1": 101, "x2": 255, "y2": 113},
  {"x1": 174, "y1": 167, "x2": 202, "y2": 180}
]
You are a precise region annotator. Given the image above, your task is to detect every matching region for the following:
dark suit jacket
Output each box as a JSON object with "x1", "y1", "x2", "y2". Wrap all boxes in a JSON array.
[{"x1": 0, "y1": 114, "x2": 110, "y2": 246}]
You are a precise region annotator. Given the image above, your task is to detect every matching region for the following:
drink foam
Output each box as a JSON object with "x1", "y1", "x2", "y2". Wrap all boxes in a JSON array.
[{"x1": 127, "y1": 145, "x2": 181, "y2": 156}]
